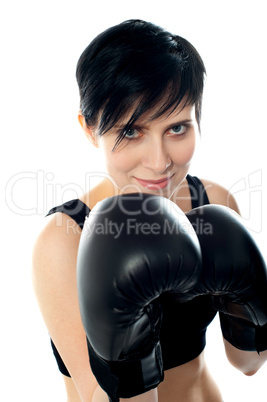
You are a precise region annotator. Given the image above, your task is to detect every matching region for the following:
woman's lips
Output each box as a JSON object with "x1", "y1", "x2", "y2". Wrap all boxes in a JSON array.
[{"x1": 134, "y1": 174, "x2": 174, "y2": 190}]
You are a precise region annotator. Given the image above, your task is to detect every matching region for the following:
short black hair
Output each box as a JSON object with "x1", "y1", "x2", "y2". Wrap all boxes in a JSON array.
[{"x1": 76, "y1": 19, "x2": 206, "y2": 149}]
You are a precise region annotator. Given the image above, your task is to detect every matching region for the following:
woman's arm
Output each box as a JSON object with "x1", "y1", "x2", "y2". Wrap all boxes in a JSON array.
[
  {"x1": 32, "y1": 212, "x2": 98, "y2": 401},
  {"x1": 223, "y1": 339, "x2": 267, "y2": 376}
]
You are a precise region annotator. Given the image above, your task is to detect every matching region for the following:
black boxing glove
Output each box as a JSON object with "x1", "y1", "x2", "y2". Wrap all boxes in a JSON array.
[
  {"x1": 77, "y1": 193, "x2": 202, "y2": 401},
  {"x1": 186, "y1": 204, "x2": 267, "y2": 353}
]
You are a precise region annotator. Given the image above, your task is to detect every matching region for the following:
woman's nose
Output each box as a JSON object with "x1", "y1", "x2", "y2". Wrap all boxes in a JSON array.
[{"x1": 141, "y1": 139, "x2": 172, "y2": 174}]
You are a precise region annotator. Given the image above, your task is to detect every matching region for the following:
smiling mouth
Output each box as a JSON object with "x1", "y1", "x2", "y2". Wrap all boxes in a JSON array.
[{"x1": 134, "y1": 174, "x2": 174, "y2": 190}]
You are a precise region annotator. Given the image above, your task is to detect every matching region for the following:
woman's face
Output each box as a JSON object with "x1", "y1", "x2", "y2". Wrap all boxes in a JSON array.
[{"x1": 87, "y1": 103, "x2": 198, "y2": 199}]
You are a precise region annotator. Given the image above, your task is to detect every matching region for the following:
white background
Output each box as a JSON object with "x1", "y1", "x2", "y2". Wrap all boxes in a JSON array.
[{"x1": 2, "y1": 0, "x2": 267, "y2": 400}]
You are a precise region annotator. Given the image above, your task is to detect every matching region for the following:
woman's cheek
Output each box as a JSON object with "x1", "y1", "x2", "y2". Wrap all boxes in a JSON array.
[
  {"x1": 184, "y1": 140, "x2": 196, "y2": 165},
  {"x1": 171, "y1": 135, "x2": 196, "y2": 167},
  {"x1": 105, "y1": 148, "x2": 138, "y2": 176}
]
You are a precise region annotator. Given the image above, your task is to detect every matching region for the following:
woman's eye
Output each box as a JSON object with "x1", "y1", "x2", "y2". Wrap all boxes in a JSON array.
[
  {"x1": 169, "y1": 125, "x2": 186, "y2": 135},
  {"x1": 124, "y1": 128, "x2": 140, "y2": 139}
]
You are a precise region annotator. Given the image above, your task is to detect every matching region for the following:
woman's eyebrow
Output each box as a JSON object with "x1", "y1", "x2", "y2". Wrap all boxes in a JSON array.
[
  {"x1": 113, "y1": 118, "x2": 193, "y2": 130},
  {"x1": 167, "y1": 119, "x2": 193, "y2": 125}
]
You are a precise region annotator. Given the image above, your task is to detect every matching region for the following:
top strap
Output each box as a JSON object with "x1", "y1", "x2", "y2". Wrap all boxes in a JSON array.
[
  {"x1": 46, "y1": 199, "x2": 90, "y2": 229},
  {"x1": 186, "y1": 175, "x2": 210, "y2": 209}
]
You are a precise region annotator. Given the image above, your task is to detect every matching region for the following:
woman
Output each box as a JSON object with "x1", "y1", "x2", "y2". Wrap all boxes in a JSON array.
[{"x1": 32, "y1": 19, "x2": 267, "y2": 401}]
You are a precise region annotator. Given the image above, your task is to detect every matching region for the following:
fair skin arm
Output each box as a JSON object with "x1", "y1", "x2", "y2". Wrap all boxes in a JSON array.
[
  {"x1": 203, "y1": 179, "x2": 267, "y2": 376},
  {"x1": 223, "y1": 339, "x2": 267, "y2": 376},
  {"x1": 32, "y1": 212, "x2": 98, "y2": 401}
]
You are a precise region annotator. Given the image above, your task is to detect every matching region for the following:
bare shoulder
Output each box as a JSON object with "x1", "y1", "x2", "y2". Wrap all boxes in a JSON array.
[
  {"x1": 200, "y1": 178, "x2": 240, "y2": 214},
  {"x1": 32, "y1": 212, "x2": 82, "y2": 287}
]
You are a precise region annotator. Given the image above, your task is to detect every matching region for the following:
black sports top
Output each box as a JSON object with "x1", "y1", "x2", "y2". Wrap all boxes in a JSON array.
[{"x1": 46, "y1": 174, "x2": 216, "y2": 377}]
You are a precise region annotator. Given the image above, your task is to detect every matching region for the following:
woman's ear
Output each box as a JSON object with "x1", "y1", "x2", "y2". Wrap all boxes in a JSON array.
[{"x1": 78, "y1": 112, "x2": 99, "y2": 148}]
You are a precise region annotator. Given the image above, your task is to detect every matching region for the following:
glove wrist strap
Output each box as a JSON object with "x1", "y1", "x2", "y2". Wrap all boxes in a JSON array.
[{"x1": 87, "y1": 339, "x2": 164, "y2": 400}]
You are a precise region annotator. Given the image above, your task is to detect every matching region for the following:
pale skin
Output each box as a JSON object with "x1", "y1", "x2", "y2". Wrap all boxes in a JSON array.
[{"x1": 32, "y1": 103, "x2": 267, "y2": 401}]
